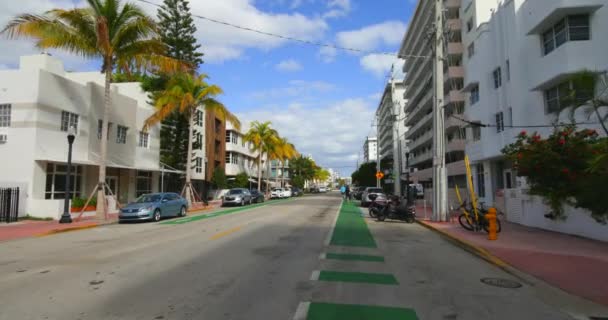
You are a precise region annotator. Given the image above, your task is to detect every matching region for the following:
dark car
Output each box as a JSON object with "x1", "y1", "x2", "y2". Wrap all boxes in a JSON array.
[
  {"x1": 250, "y1": 189, "x2": 265, "y2": 203},
  {"x1": 291, "y1": 187, "x2": 302, "y2": 197}
]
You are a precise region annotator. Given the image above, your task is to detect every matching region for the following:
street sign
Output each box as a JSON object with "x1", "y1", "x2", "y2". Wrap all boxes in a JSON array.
[{"x1": 376, "y1": 171, "x2": 384, "y2": 179}]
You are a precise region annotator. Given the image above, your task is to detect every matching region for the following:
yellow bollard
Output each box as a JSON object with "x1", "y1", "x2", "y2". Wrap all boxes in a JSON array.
[{"x1": 486, "y1": 208, "x2": 498, "y2": 240}]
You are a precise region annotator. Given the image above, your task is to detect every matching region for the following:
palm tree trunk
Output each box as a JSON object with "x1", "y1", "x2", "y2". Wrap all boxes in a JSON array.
[
  {"x1": 593, "y1": 102, "x2": 608, "y2": 135},
  {"x1": 281, "y1": 161, "x2": 285, "y2": 187},
  {"x1": 96, "y1": 67, "x2": 111, "y2": 219},
  {"x1": 184, "y1": 111, "x2": 195, "y2": 205},
  {"x1": 257, "y1": 153, "x2": 262, "y2": 191}
]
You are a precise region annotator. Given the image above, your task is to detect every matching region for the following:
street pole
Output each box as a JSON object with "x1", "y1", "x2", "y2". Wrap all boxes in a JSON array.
[
  {"x1": 405, "y1": 149, "x2": 410, "y2": 204},
  {"x1": 432, "y1": 0, "x2": 448, "y2": 221},
  {"x1": 60, "y1": 126, "x2": 76, "y2": 224},
  {"x1": 376, "y1": 116, "x2": 381, "y2": 188}
]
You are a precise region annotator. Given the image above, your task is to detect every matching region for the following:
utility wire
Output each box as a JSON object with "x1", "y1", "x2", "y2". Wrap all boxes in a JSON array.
[
  {"x1": 135, "y1": 0, "x2": 431, "y2": 59},
  {"x1": 450, "y1": 114, "x2": 601, "y2": 129}
]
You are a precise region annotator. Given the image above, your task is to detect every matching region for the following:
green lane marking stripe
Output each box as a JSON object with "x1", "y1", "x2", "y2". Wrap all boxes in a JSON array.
[
  {"x1": 318, "y1": 271, "x2": 398, "y2": 285},
  {"x1": 330, "y1": 201, "x2": 376, "y2": 247},
  {"x1": 161, "y1": 198, "x2": 295, "y2": 225},
  {"x1": 307, "y1": 302, "x2": 418, "y2": 320},
  {"x1": 325, "y1": 252, "x2": 384, "y2": 262}
]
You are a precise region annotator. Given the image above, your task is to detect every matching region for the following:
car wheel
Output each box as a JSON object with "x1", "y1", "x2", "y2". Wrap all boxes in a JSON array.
[
  {"x1": 249, "y1": 198, "x2": 253, "y2": 205},
  {"x1": 180, "y1": 206, "x2": 186, "y2": 217},
  {"x1": 241, "y1": 199, "x2": 245, "y2": 206},
  {"x1": 153, "y1": 209, "x2": 161, "y2": 222}
]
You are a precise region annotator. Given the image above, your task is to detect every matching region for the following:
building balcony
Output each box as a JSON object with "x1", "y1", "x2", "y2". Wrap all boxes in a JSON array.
[
  {"x1": 408, "y1": 130, "x2": 433, "y2": 152},
  {"x1": 410, "y1": 150, "x2": 432, "y2": 166},
  {"x1": 406, "y1": 90, "x2": 433, "y2": 124},
  {"x1": 447, "y1": 19, "x2": 462, "y2": 32},
  {"x1": 445, "y1": 114, "x2": 464, "y2": 131},
  {"x1": 444, "y1": 0, "x2": 461, "y2": 9},
  {"x1": 445, "y1": 90, "x2": 464, "y2": 105},
  {"x1": 447, "y1": 42, "x2": 463, "y2": 56},
  {"x1": 446, "y1": 139, "x2": 466, "y2": 153},
  {"x1": 410, "y1": 159, "x2": 465, "y2": 182},
  {"x1": 444, "y1": 66, "x2": 464, "y2": 83},
  {"x1": 408, "y1": 112, "x2": 433, "y2": 137},
  {"x1": 404, "y1": 57, "x2": 432, "y2": 89}
]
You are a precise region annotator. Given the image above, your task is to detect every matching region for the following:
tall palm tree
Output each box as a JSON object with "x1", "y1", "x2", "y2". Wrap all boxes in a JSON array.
[
  {"x1": 274, "y1": 137, "x2": 298, "y2": 187},
  {"x1": 144, "y1": 72, "x2": 240, "y2": 205},
  {"x1": 244, "y1": 121, "x2": 278, "y2": 191},
  {"x1": 2, "y1": 0, "x2": 184, "y2": 218}
]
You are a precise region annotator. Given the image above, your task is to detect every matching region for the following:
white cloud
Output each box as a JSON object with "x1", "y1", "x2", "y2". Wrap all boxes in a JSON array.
[
  {"x1": 336, "y1": 21, "x2": 407, "y2": 52},
  {"x1": 360, "y1": 54, "x2": 404, "y2": 77},
  {"x1": 323, "y1": 0, "x2": 351, "y2": 19},
  {"x1": 237, "y1": 97, "x2": 374, "y2": 175},
  {"x1": 251, "y1": 80, "x2": 335, "y2": 100},
  {"x1": 318, "y1": 46, "x2": 337, "y2": 63},
  {"x1": 0, "y1": 0, "x2": 328, "y2": 66},
  {"x1": 275, "y1": 59, "x2": 302, "y2": 72}
]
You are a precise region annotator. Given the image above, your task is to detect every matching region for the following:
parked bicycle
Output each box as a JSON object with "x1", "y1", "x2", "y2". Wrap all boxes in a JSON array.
[{"x1": 457, "y1": 201, "x2": 502, "y2": 233}]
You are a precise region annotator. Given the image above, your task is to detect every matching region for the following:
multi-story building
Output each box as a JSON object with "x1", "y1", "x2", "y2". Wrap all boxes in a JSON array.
[
  {"x1": 398, "y1": 0, "x2": 467, "y2": 197},
  {"x1": 363, "y1": 136, "x2": 378, "y2": 163},
  {"x1": 375, "y1": 79, "x2": 407, "y2": 195},
  {"x1": 0, "y1": 54, "x2": 162, "y2": 218},
  {"x1": 462, "y1": 0, "x2": 607, "y2": 241},
  {"x1": 224, "y1": 121, "x2": 261, "y2": 187},
  {"x1": 269, "y1": 159, "x2": 289, "y2": 187}
]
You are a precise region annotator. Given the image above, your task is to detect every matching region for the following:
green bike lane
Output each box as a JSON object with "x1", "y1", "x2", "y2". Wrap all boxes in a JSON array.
[{"x1": 296, "y1": 200, "x2": 420, "y2": 320}]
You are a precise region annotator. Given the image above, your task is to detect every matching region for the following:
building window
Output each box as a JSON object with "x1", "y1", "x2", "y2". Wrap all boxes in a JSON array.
[
  {"x1": 495, "y1": 112, "x2": 504, "y2": 133},
  {"x1": 493, "y1": 67, "x2": 502, "y2": 89},
  {"x1": 225, "y1": 131, "x2": 232, "y2": 143},
  {"x1": 542, "y1": 15, "x2": 590, "y2": 55},
  {"x1": 60, "y1": 111, "x2": 79, "y2": 132},
  {"x1": 0, "y1": 104, "x2": 11, "y2": 127},
  {"x1": 544, "y1": 79, "x2": 594, "y2": 114},
  {"x1": 472, "y1": 125, "x2": 481, "y2": 141},
  {"x1": 45, "y1": 163, "x2": 81, "y2": 199},
  {"x1": 136, "y1": 171, "x2": 152, "y2": 197},
  {"x1": 506, "y1": 60, "x2": 510, "y2": 81},
  {"x1": 470, "y1": 85, "x2": 479, "y2": 105},
  {"x1": 196, "y1": 132, "x2": 203, "y2": 149},
  {"x1": 476, "y1": 164, "x2": 486, "y2": 197},
  {"x1": 231, "y1": 153, "x2": 238, "y2": 164},
  {"x1": 116, "y1": 125, "x2": 128, "y2": 144},
  {"x1": 195, "y1": 157, "x2": 202, "y2": 173},
  {"x1": 225, "y1": 152, "x2": 231, "y2": 164},
  {"x1": 98, "y1": 120, "x2": 113, "y2": 140},
  {"x1": 195, "y1": 110, "x2": 204, "y2": 126},
  {"x1": 467, "y1": 18, "x2": 473, "y2": 32},
  {"x1": 467, "y1": 42, "x2": 475, "y2": 58},
  {"x1": 231, "y1": 133, "x2": 238, "y2": 144},
  {"x1": 138, "y1": 131, "x2": 149, "y2": 148}
]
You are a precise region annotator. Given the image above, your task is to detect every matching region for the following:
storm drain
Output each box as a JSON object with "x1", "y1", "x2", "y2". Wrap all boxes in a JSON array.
[{"x1": 480, "y1": 277, "x2": 522, "y2": 288}]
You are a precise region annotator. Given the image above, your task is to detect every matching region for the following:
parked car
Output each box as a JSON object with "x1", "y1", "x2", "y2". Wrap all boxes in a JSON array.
[
  {"x1": 250, "y1": 189, "x2": 265, "y2": 203},
  {"x1": 271, "y1": 188, "x2": 292, "y2": 199},
  {"x1": 318, "y1": 186, "x2": 328, "y2": 193},
  {"x1": 222, "y1": 188, "x2": 253, "y2": 206},
  {"x1": 291, "y1": 187, "x2": 302, "y2": 197},
  {"x1": 361, "y1": 187, "x2": 385, "y2": 207},
  {"x1": 119, "y1": 193, "x2": 187, "y2": 222}
]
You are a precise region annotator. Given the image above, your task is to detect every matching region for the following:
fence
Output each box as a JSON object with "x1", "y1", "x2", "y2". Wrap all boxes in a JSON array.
[{"x1": 0, "y1": 187, "x2": 19, "y2": 223}]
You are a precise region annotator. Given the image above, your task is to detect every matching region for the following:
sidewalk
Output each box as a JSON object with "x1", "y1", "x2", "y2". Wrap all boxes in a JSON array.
[
  {"x1": 416, "y1": 205, "x2": 608, "y2": 306},
  {"x1": 0, "y1": 201, "x2": 223, "y2": 243}
]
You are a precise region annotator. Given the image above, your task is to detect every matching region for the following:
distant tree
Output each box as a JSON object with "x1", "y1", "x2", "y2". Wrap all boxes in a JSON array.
[
  {"x1": 352, "y1": 162, "x2": 377, "y2": 187},
  {"x1": 211, "y1": 167, "x2": 228, "y2": 190},
  {"x1": 232, "y1": 172, "x2": 250, "y2": 189},
  {"x1": 244, "y1": 121, "x2": 279, "y2": 191},
  {"x1": 291, "y1": 175, "x2": 305, "y2": 189}
]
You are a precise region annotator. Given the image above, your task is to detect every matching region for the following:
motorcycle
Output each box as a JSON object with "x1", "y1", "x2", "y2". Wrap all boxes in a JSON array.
[
  {"x1": 368, "y1": 193, "x2": 387, "y2": 218},
  {"x1": 369, "y1": 194, "x2": 416, "y2": 223}
]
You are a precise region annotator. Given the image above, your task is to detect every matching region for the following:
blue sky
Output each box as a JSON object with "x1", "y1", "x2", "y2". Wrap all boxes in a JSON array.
[{"x1": 0, "y1": 0, "x2": 416, "y2": 176}]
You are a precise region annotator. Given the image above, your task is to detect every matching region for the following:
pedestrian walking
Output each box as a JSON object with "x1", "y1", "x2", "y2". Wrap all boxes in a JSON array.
[
  {"x1": 340, "y1": 185, "x2": 346, "y2": 199},
  {"x1": 345, "y1": 185, "x2": 351, "y2": 201}
]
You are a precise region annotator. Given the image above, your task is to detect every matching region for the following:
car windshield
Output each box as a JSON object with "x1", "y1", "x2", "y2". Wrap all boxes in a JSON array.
[
  {"x1": 135, "y1": 194, "x2": 161, "y2": 203},
  {"x1": 367, "y1": 188, "x2": 383, "y2": 193},
  {"x1": 228, "y1": 189, "x2": 244, "y2": 195}
]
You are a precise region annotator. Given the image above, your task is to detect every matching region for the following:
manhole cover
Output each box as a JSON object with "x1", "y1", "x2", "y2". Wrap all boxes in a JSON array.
[{"x1": 480, "y1": 277, "x2": 522, "y2": 288}]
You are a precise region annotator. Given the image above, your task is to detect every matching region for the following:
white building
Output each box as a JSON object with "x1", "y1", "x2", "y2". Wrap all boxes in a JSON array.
[
  {"x1": 398, "y1": 0, "x2": 467, "y2": 199},
  {"x1": 363, "y1": 136, "x2": 377, "y2": 163},
  {"x1": 225, "y1": 121, "x2": 262, "y2": 185},
  {"x1": 0, "y1": 54, "x2": 163, "y2": 219},
  {"x1": 376, "y1": 79, "x2": 408, "y2": 195},
  {"x1": 462, "y1": 0, "x2": 608, "y2": 241}
]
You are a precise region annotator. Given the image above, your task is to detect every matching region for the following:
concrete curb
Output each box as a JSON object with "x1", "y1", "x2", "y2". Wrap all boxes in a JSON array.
[
  {"x1": 35, "y1": 223, "x2": 101, "y2": 237},
  {"x1": 416, "y1": 219, "x2": 534, "y2": 286}
]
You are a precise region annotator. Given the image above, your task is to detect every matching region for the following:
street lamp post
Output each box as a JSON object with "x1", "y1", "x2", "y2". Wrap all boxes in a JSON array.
[
  {"x1": 60, "y1": 126, "x2": 76, "y2": 224},
  {"x1": 405, "y1": 147, "x2": 410, "y2": 205}
]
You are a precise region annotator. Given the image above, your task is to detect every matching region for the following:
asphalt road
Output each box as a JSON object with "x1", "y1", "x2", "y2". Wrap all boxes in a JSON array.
[{"x1": 0, "y1": 193, "x2": 600, "y2": 320}]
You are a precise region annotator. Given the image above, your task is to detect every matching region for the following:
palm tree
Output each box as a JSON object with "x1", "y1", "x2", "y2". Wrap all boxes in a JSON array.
[
  {"x1": 274, "y1": 137, "x2": 298, "y2": 187},
  {"x1": 244, "y1": 121, "x2": 278, "y2": 191},
  {"x1": 2, "y1": 0, "x2": 184, "y2": 218},
  {"x1": 144, "y1": 72, "x2": 240, "y2": 205}
]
